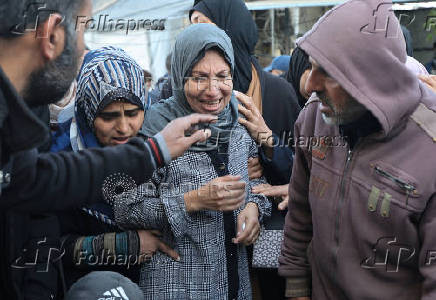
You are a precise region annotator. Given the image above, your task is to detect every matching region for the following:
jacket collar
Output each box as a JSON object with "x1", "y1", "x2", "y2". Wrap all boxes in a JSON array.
[{"x1": 0, "y1": 66, "x2": 49, "y2": 152}]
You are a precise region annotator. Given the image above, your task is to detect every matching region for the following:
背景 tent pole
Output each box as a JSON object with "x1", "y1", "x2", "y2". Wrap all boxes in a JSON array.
[{"x1": 270, "y1": 9, "x2": 275, "y2": 57}]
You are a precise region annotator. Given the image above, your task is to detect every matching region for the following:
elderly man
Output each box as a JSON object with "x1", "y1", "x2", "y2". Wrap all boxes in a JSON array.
[{"x1": 279, "y1": 0, "x2": 436, "y2": 299}]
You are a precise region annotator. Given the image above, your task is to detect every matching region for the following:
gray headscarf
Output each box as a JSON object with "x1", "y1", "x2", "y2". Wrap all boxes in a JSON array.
[{"x1": 142, "y1": 23, "x2": 238, "y2": 151}]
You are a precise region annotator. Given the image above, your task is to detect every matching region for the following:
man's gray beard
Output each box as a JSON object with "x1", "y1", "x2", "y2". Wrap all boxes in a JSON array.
[
  {"x1": 320, "y1": 98, "x2": 367, "y2": 126},
  {"x1": 321, "y1": 113, "x2": 337, "y2": 125},
  {"x1": 23, "y1": 25, "x2": 79, "y2": 107}
]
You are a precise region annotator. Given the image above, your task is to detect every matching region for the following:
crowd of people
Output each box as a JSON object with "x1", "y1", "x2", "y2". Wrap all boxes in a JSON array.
[{"x1": 1, "y1": 0, "x2": 436, "y2": 299}]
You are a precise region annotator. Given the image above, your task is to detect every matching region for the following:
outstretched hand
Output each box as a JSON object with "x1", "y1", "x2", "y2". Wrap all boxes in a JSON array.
[
  {"x1": 252, "y1": 183, "x2": 289, "y2": 210},
  {"x1": 159, "y1": 113, "x2": 217, "y2": 159},
  {"x1": 235, "y1": 91, "x2": 273, "y2": 148},
  {"x1": 419, "y1": 75, "x2": 436, "y2": 94},
  {"x1": 137, "y1": 229, "x2": 180, "y2": 262}
]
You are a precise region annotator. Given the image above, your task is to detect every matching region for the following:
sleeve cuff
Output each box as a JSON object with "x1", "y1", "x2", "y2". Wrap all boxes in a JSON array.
[
  {"x1": 145, "y1": 133, "x2": 171, "y2": 167},
  {"x1": 247, "y1": 194, "x2": 271, "y2": 222},
  {"x1": 153, "y1": 133, "x2": 172, "y2": 165},
  {"x1": 285, "y1": 277, "x2": 311, "y2": 298},
  {"x1": 161, "y1": 195, "x2": 192, "y2": 239}
]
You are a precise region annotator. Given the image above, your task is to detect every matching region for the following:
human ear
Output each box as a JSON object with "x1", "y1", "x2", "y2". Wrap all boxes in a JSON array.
[{"x1": 36, "y1": 13, "x2": 65, "y2": 61}]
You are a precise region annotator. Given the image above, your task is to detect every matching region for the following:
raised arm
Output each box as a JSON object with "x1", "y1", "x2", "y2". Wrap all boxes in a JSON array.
[{"x1": 3, "y1": 114, "x2": 216, "y2": 212}]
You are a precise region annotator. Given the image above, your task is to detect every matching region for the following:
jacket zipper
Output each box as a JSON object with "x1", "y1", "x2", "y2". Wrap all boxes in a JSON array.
[
  {"x1": 334, "y1": 148, "x2": 354, "y2": 263},
  {"x1": 374, "y1": 166, "x2": 416, "y2": 205}
]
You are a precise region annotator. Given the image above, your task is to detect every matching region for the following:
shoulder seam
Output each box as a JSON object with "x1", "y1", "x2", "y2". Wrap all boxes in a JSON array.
[{"x1": 410, "y1": 103, "x2": 436, "y2": 142}]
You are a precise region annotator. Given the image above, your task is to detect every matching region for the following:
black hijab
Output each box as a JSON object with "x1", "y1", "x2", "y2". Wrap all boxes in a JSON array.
[
  {"x1": 190, "y1": 0, "x2": 258, "y2": 93},
  {"x1": 286, "y1": 47, "x2": 311, "y2": 107}
]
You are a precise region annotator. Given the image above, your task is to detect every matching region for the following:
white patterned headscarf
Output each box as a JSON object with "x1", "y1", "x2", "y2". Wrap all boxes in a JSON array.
[{"x1": 75, "y1": 46, "x2": 148, "y2": 130}]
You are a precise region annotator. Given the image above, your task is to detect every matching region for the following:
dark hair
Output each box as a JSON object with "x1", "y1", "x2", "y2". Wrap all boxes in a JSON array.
[
  {"x1": 143, "y1": 70, "x2": 152, "y2": 82},
  {"x1": 0, "y1": 0, "x2": 85, "y2": 39}
]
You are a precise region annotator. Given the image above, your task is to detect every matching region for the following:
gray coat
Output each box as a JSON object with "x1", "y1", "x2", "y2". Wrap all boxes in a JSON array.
[{"x1": 112, "y1": 123, "x2": 271, "y2": 299}]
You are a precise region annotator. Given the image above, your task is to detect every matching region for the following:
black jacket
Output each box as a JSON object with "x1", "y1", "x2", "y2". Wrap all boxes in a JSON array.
[{"x1": 0, "y1": 66, "x2": 167, "y2": 299}]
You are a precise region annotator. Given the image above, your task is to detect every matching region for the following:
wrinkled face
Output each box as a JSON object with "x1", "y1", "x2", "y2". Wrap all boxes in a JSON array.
[
  {"x1": 190, "y1": 10, "x2": 214, "y2": 24},
  {"x1": 305, "y1": 57, "x2": 367, "y2": 125},
  {"x1": 299, "y1": 69, "x2": 311, "y2": 100},
  {"x1": 94, "y1": 102, "x2": 144, "y2": 146},
  {"x1": 184, "y1": 50, "x2": 233, "y2": 115}
]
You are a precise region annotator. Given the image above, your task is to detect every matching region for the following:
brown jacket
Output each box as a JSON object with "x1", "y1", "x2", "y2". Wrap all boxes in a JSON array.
[{"x1": 278, "y1": 1, "x2": 436, "y2": 299}]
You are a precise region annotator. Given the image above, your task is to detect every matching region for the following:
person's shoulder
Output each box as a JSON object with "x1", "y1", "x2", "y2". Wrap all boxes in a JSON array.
[
  {"x1": 294, "y1": 94, "x2": 323, "y2": 132},
  {"x1": 262, "y1": 70, "x2": 293, "y2": 90},
  {"x1": 261, "y1": 70, "x2": 300, "y2": 109},
  {"x1": 50, "y1": 118, "x2": 73, "y2": 153},
  {"x1": 409, "y1": 90, "x2": 436, "y2": 144}
]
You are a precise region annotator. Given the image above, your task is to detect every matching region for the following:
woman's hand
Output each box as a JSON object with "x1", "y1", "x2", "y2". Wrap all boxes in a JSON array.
[
  {"x1": 252, "y1": 183, "x2": 289, "y2": 210},
  {"x1": 248, "y1": 157, "x2": 263, "y2": 179},
  {"x1": 419, "y1": 74, "x2": 436, "y2": 94},
  {"x1": 137, "y1": 229, "x2": 180, "y2": 261},
  {"x1": 236, "y1": 91, "x2": 274, "y2": 151},
  {"x1": 233, "y1": 202, "x2": 260, "y2": 245},
  {"x1": 184, "y1": 175, "x2": 246, "y2": 212}
]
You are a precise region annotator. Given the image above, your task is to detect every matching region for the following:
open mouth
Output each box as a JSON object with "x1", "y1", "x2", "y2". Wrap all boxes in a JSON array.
[
  {"x1": 198, "y1": 98, "x2": 222, "y2": 112},
  {"x1": 112, "y1": 136, "x2": 130, "y2": 144}
]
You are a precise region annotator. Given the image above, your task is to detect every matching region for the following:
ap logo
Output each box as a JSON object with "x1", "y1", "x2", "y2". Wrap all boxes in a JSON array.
[
  {"x1": 10, "y1": 2, "x2": 64, "y2": 38},
  {"x1": 360, "y1": 2, "x2": 402, "y2": 38},
  {"x1": 361, "y1": 237, "x2": 415, "y2": 273}
]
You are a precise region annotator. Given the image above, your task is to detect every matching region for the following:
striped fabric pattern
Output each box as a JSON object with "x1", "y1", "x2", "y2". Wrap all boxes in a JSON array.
[{"x1": 75, "y1": 46, "x2": 148, "y2": 129}]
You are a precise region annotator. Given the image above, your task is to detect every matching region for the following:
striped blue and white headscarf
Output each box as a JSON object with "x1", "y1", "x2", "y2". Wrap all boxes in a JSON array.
[
  {"x1": 72, "y1": 47, "x2": 148, "y2": 225},
  {"x1": 76, "y1": 46, "x2": 149, "y2": 131},
  {"x1": 70, "y1": 46, "x2": 149, "y2": 151}
]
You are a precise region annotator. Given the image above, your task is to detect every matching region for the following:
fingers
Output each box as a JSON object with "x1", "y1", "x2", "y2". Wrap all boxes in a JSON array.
[
  {"x1": 215, "y1": 175, "x2": 246, "y2": 191},
  {"x1": 418, "y1": 74, "x2": 431, "y2": 84},
  {"x1": 238, "y1": 117, "x2": 257, "y2": 133},
  {"x1": 245, "y1": 221, "x2": 260, "y2": 245},
  {"x1": 181, "y1": 113, "x2": 218, "y2": 130},
  {"x1": 186, "y1": 128, "x2": 212, "y2": 144},
  {"x1": 233, "y1": 216, "x2": 260, "y2": 245},
  {"x1": 251, "y1": 183, "x2": 272, "y2": 194},
  {"x1": 233, "y1": 203, "x2": 260, "y2": 244},
  {"x1": 418, "y1": 75, "x2": 436, "y2": 90},
  {"x1": 157, "y1": 240, "x2": 180, "y2": 261},
  {"x1": 247, "y1": 157, "x2": 263, "y2": 180},
  {"x1": 238, "y1": 104, "x2": 254, "y2": 120},
  {"x1": 278, "y1": 196, "x2": 289, "y2": 210},
  {"x1": 234, "y1": 90, "x2": 255, "y2": 111},
  {"x1": 218, "y1": 175, "x2": 242, "y2": 182},
  {"x1": 150, "y1": 230, "x2": 163, "y2": 237},
  {"x1": 161, "y1": 114, "x2": 217, "y2": 160},
  {"x1": 248, "y1": 168, "x2": 262, "y2": 180},
  {"x1": 216, "y1": 191, "x2": 245, "y2": 211},
  {"x1": 252, "y1": 184, "x2": 289, "y2": 197},
  {"x1": 248, "y1": 157, "x2": 260, "y2": 167},
  {"x1": 224, "y1": 181, "x2": 246, "y2": 191},
  {"x1": 233, "y1": 214, "x2": 248, "y2": 244}
]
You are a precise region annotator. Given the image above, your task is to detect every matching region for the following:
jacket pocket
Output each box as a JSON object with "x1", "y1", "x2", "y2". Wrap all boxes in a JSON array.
[{"x1": 369, "y1": 161, "x2": 423, "y2": 213}]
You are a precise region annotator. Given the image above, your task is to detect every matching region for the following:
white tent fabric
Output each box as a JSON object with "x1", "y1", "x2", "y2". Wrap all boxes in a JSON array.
[
  {"x1": 85, "y1": 0, "x2": 193, "y2": 81},
  {"x1": 86, "y1": 0, "x2": 427, "y2": 82}
]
